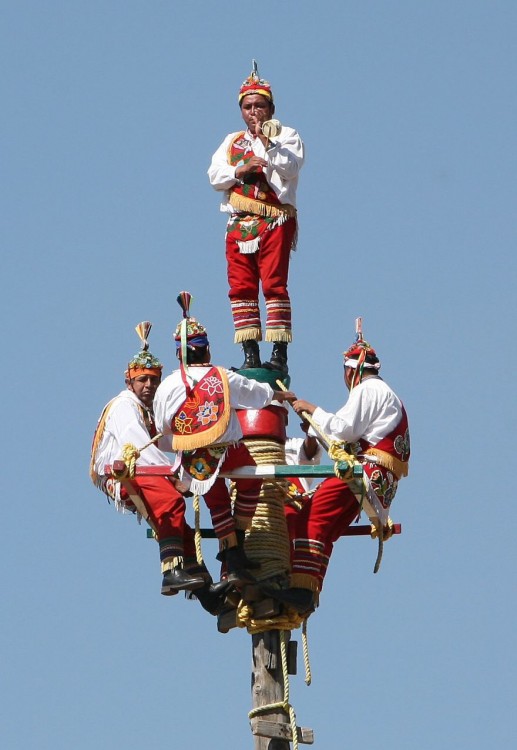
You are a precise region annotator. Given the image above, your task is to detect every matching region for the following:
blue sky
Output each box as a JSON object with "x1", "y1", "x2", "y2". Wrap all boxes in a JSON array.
[{"x1": 2, "y1": 2, "x2": 516, "y2": 748}]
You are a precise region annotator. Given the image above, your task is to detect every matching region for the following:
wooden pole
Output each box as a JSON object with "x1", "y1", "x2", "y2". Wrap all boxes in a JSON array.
[{"x1": 251, "y1": 631, "x2": 290, "y2": 750}]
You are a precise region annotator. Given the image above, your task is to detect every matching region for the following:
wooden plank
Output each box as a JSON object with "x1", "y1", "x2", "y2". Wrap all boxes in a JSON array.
[
  {"x1": 106, "y1": 462, "x2": 362, "y2": 479},
  {"x1": 251, "y1": 718, "x2": 314, "y2": 744}
]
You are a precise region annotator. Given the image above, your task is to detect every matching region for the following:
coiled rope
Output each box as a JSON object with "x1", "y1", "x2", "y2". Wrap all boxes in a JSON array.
[{"x1": 239, "y1": 438, "x2": 291, "y2": 581}]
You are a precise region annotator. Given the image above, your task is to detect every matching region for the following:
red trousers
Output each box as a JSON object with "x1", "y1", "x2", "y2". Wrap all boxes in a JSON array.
[
  {"x1": 203, "y1": 443, "x2": 261, "y2": 540},
  {"x1": 132, "y1": 475, "x2": 194, "y2": 562},
  {"x1": 291, "y1": 477, "x2": 360, "y2": 588},
  {"x1": 226, "y1": 218, "x2": 297, "y2": 341}
]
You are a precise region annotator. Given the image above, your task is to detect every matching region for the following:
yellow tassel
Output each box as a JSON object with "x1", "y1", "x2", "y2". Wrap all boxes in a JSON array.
[
  {"x1": 234, "y1": 327, "x2": 262, "y2": 344},
  {"x1": 364, "y1": 448, "x2": 408, "y2": 479},
  {"x1": 228, "y1": 192, "x2": 297, "y2": 220},
  {"x1": 264, "y1": 329, "x2": 292, "y2": 343},
  {"x1": 290, "y1": 573, "x2": 320, "y2": 593},
  {"x1": 218, "y1": 531, "x2": 238, "y2": 553}
]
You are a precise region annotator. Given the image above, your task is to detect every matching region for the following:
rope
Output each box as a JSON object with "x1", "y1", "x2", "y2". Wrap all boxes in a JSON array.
[
  {"x1": 120, "y1": 443, "x2": 140, "y2": 478},
  {"x1": 116, "y1": 432, "x2": 164, "y2": 479},
  {"x1": 193, "y1": 494, "x2": 205, "y2": 565},
  {"x1": 248, "y1": 630, "x2": 300, "y2": 750},
  {"x1": 240, "y1": 438, "x2": 291, "y2": 582},
  {"x1": 275, "y1": 380, "x2": 363, "y2": 482},
  {"x1": 301, "y1": 618, "x2": 312, "y2": 686}
]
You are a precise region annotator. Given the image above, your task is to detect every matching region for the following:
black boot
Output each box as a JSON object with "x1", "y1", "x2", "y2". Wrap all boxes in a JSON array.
[
  {"x1": 235, "y1": 529, "x2": 261, "y2": 570},
  {"x1": 161, "y1": 566, "x2": 207, "y2": 595},
  {"x1": 225, "y1": 546, "x2": 256, "y2": 586},
  {"x1": 261, "y1": 585, "x2": 315, "y2": 614},
  {"x1": 240, "y1": 340, "x2": 261, "y2": 369},
  {"x1": 263, "y1": 342, "x2": 288, "y2": 374},
  {"x1": 193, "y1": 580, "x2": 233, "y2": 616}
]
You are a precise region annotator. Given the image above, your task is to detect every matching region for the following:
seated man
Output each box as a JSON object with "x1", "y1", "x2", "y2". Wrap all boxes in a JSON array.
[
  {"x1": 284, "y1": 428, "x2": 322, "y2": 540},
  {"x1": 90, "y1": 322, "x2": 207, "y2": 596},
  {"x1": 278, "y1": 324, "x2": 410, "y2": 613},
  {"x1": 153, "y1": 292, "x2": 295, "y2": 585}
]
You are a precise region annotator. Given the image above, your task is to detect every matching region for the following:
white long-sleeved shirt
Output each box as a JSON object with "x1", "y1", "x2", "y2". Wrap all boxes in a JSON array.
[
  {"x1": 154, "y1": 367, "x2": 276, "y2": 445},
  {"x1": 93, "y1": 389, "x2": 173, "y2": 477},
  {"x1": 311, "y1": 377, "x2": 404, "y2": 448},
  {"x1": 208, "y1": 126, "x2": 304, "y2": 213},
  {"x1": 285, "y1": 436, "x2": 323, "y2": 493}
]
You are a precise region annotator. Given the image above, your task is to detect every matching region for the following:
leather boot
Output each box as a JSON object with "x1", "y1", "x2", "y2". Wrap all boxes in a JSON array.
[
  {"x1": 263, "y1": 342, "x2": 288, "y2": 374},
  {"x1": 235, "y1": 529, "x2": 261, "y2": 570},
  {"x1": 225, "y1": 546, "x2": 256, "y2": 586},
  {"x1": 240, "y1": 340, "x2": 261, "y2": 369},
  {"x1": 261, "y1": 585, "x2": 315, "y2": 614},
  {"x1": 194, "y1": 580, "x2": 232, "y2": 616},
  {"x1": 161, "y1": 566, "x2": 207, "y2": 595}
]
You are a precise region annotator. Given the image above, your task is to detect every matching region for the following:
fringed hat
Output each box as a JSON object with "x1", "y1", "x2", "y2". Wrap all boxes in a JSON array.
[
  {"x1": 238, "y1": 59, "x2": 274, "y2": 104},
  {"x1": 125, "y1": 321, "x2": 162, "y2": 379},
  {"x1": 343, "y1": 318, "x2": 380, "y2": 389}
]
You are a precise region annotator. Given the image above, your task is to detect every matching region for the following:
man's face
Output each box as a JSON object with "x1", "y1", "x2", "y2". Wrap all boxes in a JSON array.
[
  {"x1": 127, "y1": 374, "x2": 161, "y2": 407},
  {"x1": 240, "y1": 94, "x2": 274, "y2": 132}
]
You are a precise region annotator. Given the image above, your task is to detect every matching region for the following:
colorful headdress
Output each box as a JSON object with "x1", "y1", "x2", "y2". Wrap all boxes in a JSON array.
[
  {"x1": 126, "y1": 321, "x2": 162, "y2": 379},
  {"x1": 343, "y1": 318, "x2": 380, "y2": 389},
  {"x1": 174, "y1": 292, "x2": 209, "y2": 393},
  {"x1": 238, "y1": 60, "x2": 274, "y2": 104}
]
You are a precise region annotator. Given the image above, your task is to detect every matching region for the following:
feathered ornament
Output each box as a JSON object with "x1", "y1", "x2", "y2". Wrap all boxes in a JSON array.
[
  {"x1": 135, "y1": 321, "x2": 152, "y2": 352},
  {"x1": 126, "y1": 321, "x2": 162, "y2": 376},
  {"x1": 176, "y1": 291, "x2": 194, "y2": 393},
  {"x1": 176, "y1": 292, "x2": 192, "y2": 319},
  {"x1": 176, "y1": 292, "x2": 193, "y2": 367}
]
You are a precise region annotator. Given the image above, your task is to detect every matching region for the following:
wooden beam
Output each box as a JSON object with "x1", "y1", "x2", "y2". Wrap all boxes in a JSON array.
[{"x1": 251, "y1": 718, "x2": 314, "y2": 745}]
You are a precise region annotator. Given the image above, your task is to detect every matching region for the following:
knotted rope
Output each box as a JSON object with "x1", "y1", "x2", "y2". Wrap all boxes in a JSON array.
[{"x1": 115, "y1": 432, "x2": 164, "y2": 479}]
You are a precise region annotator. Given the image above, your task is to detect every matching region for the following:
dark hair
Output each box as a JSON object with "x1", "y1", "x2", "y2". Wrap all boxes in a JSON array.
[{"x1": 186, "y1": 345, "x2": 209, "y2": 365}]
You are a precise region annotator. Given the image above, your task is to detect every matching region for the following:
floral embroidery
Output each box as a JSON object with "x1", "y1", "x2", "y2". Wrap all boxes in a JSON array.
[
  {"x1": 199, "y1": 375, "x2": 224, "y2": 397},
  {"x1": 369, "y1": 468, "x2": 398, "y2": 509},
  {"x1": 174, "y1": 410, "x2": 194, "y2": 435},
  {"x1": 394, "y1": 428, "x2": 410, "y2": 461},
  {"x1": 196, "y1": 400, "x2": 219, "y2": 426}
]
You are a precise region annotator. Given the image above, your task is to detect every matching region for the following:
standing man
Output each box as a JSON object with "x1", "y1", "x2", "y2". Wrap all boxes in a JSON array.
[
  {"x1": 90, "y1": 322, "x2": 207, "y2": 596},
  {"x1": 208, "y1": 61, "x2": 304, "y2": 373},
  {"x1": 274, "y1": 324, "x2": 411, "y2": 613},
  {"x1": 153, "y1": 293, "x2": 295, "y2": 585}
]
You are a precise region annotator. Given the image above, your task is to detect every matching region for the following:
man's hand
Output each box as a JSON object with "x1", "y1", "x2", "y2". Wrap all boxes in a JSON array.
[
  {"x1": 273, "y1": 389, "x2": 297, "y2": 403},
  {"x1": 235, "y1": 155, "x2": 267, "y2": 180},
  {"x1": 292, "y1": 399, "x2": 317, "y2": 416}
]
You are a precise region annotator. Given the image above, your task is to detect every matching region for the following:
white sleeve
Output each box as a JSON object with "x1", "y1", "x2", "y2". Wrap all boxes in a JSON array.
[
  {"x1": 227, "y1": 370, "x2": 274, "y2": 409},
  {"x1": 312, "y1": 388, "x2": 372, "y2": 444},
  {"x1": 208, "y1": 134, "x2": 240, "y2": 191},
  {"x1": 109, "y1": 400, "x2": 172, "y2": 466},
  {"x1": 265, "y1": 127, "x2": 304, "y2": 181},
  {"x1": 285, "y1": 437, "x2": 322, "y2": 465}
]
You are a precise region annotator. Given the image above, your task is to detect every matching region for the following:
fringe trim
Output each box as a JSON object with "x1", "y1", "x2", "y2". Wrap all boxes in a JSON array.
[
  {"x1": 229, "y1": 191, "x2": 297, "y2": 219},
  {"x1": 237, "y1": 237, "x2": 261, "y2": 254},
  {"x1": 234, "y1": 326, "x2": 262, "y2": 344},
  {"x1": 218, "y1": 531, "x2": 238, "y2": 553},
  {"x1": 265, "y1": 329, "x2": 292, "y2": 343},
  {"x1": 161, "y1": 556, "x2": 183, "y2": 574},
  {"x1": 291, "y1": 573, "x2": 320, "y2": 593},
  {"x1": 187, "y1": 448, "x2": 227, "y2": 495},
  {"x1": 364, "y1": 448, "x2": 408, "y2": 479}
]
